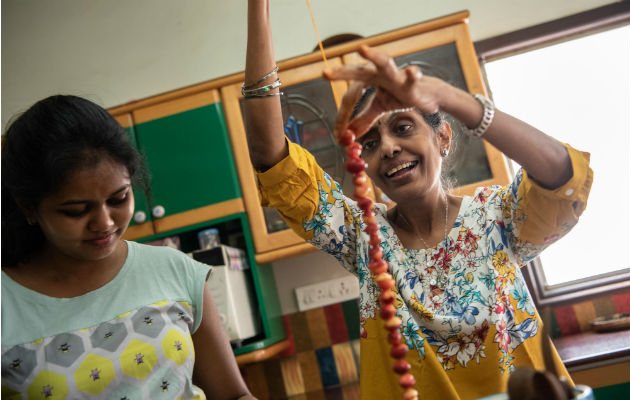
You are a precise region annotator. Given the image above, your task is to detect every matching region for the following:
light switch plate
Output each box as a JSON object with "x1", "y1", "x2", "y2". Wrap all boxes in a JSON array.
[{"x1": 295, "y1": 275, "x2": 360, "y2": 311}]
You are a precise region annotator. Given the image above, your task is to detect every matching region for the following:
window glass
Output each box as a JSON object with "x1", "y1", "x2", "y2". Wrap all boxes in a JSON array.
[{"x1": 484, "y1": 25, "x2": 629, "y2": 286}]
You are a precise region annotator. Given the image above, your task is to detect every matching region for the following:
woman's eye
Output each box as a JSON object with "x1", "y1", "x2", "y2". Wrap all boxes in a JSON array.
[
  {"x1": 394, "y1": 123, "x2": 413, "y2": 134},
  {"x1": 60, "y1": 208, "x2": 87, "y2": 218},
  {"x1": 362, "y1": 139, "x2": 377, "y2": 152},
  {"x1": 108, "y1": 193, "x2": 129, "y2": 206}
]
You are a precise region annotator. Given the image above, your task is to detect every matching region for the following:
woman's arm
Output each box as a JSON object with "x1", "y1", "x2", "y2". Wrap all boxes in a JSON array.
[
  {"x1": 192, "y1": 283, "x2": 256, "y2": 399},
  {"x1": 243, "y1": 0, "x2": 288, "y2": 171},
  {"x1": 324, "y1": 45, "x2": 573, "y2": 189}
]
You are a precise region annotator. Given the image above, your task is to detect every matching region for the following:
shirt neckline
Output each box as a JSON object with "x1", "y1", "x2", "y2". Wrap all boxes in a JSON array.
[
  {"x1": 1, "y1": 240, "x2": 134, "y2": 304},
  {"x1": 381, "y1": 195, "x2": 472, "y2": 254}
]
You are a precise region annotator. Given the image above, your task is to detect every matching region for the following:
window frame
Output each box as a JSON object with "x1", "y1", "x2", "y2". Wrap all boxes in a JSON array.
[{"x1": 474, "y1": 0, "x2": 630, "y2": 307}]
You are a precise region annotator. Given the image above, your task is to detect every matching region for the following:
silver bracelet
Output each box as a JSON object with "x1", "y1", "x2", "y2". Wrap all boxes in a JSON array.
[
  {"x1": 465, "y1": 94, "x2": 495, "y2": 138},
  {"x1": 241, "y1": 78, "x2": 282, "y2": 97},
  {"x1": 242, "y1": 66, "x2": 279, "y2": 90},
  {"x1": 242, "y1": 91, "x2": 283, "y2": 99}
]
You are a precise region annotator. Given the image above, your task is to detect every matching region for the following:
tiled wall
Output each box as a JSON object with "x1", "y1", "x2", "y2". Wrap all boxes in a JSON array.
[
  {"x1": 240, "y1": 292, "x2": 630, "y2": 398},
  {"x1": 240, "y1": 300, "x2": 361, "y2": 400},
  {"x1": 550, "y1": 292, "x2": 630, "y2": 338}
]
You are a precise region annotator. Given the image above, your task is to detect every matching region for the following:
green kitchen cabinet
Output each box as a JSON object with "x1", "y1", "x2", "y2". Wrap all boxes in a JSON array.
[{"x1": 116, "y1": 89, "x2": 245, "y2": 239}]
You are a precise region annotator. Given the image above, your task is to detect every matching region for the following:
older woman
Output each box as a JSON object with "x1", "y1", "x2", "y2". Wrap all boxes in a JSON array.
[{"x1": 242, "y1": 1, "x2": 592, "y2": 399}]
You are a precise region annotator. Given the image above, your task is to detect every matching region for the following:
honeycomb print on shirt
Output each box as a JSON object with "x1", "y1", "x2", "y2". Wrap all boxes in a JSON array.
[{"x1": 1, "y1": 301, "x2": 206, "y2": 399}]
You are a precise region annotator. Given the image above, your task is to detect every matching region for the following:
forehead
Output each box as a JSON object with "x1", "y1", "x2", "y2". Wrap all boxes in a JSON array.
[{"x1": 46, "y1": 158, "x2": 130, "y2": 201}]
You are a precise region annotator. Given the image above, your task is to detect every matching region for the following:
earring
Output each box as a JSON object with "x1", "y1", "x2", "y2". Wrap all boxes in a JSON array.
[
  {"x1": 26, "y1": 217, "x2": 36, "y2": 226},
  {"x1": 441, "y1": 149, "x2": 449, "y2": 157}
]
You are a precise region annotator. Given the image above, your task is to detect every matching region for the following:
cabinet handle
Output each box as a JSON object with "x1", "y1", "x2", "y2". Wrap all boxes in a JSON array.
[
  {"x1": 133, "y1": 211, "x2": 147, "y2": 224},
  {"x1": 152, "y1": 205, "x2": 166, "y2": 219}
]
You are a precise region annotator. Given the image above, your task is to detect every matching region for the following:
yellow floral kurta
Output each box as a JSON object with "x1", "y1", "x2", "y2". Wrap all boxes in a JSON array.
[{"x1": 258, "y1": 141, "x2": 592, "y2": 400}]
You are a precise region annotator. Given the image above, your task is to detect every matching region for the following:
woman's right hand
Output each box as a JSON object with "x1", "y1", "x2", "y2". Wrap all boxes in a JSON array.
[{"x1": 324, "y1": 44, "x2": 452, "y2": 139}]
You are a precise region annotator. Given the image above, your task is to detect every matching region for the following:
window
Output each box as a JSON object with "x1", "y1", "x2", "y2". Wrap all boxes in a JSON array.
[{"x1": 475, "y1": 2, "x2": 630, "y2": 305}]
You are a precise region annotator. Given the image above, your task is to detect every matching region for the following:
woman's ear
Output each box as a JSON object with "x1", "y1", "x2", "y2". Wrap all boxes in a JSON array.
[
  {"x1": 15, "y1": 197, "x2": 38, "y2": 225},
  {"x1": 439, "y1": 121, "x2": 452, "y2": 152}
]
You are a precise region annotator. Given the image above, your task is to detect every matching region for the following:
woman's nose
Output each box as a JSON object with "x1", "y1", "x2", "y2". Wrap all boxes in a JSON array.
[
  {"x1": 380, "y1": 135, "x2": 401, "y2": 159},
  {"x1": 89, "y1": 206, "x2": 115, "y2": 232}
]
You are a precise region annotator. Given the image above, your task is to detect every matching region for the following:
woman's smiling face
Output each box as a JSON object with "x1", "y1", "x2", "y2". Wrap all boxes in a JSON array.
[{"x1": 357, "y1": 110, "x2": 450, "y2": 203}]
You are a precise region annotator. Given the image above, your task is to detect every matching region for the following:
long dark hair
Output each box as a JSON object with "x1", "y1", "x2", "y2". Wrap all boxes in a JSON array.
[{"x1": 1, "y1": 95, "x2": 148, "y2": 267}]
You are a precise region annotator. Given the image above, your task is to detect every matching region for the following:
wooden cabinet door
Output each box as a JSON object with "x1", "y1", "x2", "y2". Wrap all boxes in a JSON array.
[
  {"x1": 131, "y1": 89, "x2": 244, "y2": 234},
  {"x1": 222, "y1": 59, "x2": 351, "y2": 263},
  {"x1": 342, "y1": 23, "x2": 511, "y2": 196}
]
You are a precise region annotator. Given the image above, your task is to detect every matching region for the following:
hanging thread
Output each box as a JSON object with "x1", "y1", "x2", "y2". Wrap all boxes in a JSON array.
[{"x1": 305, "y1": 0, "x2": 341, "y2": 103}]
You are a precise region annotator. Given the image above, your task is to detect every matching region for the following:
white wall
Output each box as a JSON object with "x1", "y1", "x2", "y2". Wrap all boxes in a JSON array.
[
  {"x1": 1, "y1": 0, "x2": 618, "y2": 129},
  {"x1": 1, "y1": 0, "x2": 619, "y2": 314}
]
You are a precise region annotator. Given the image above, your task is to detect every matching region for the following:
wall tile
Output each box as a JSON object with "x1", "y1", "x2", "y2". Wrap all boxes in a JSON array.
[
  {"x1": 280, "y1": 315, "x2": 297, "y2": 358},
  {"x1": 281, "y1": 356, "x2": 305, "y2": 397},
  {"x1": 324, "y1": 303, "x2": 350, "y2": 344},
  {"x1": 243, "y1": 362, "x2": 270, "y2": 400},
  {"x1": 306, "y1": 308, "x2": 332, "y2": 349},
  {"x1": 553, "y1": 305, "x2": 581, "y2": 336},
  {"x1": 264, "y1": 359, "x2": 287, "y2": 399},
  {"x1": 612, "y1": 292, "x2": 630, "y2": 314},
  {"x1": 591, "y1": 296, "x2": 617, "y2": 317},
  {"x1": 341, "y1": 300, "x2": 361, "y2": 340},
  {"x1": 331, "y1": 343, "x2": 358, "y2": 384},
  {"x1": 573, "y1": 301, "x2": 597, "y2": 332},
  {"x1": 290, "y1": 311, "x2": 314, "y2": 352},
  {"x1": 297, "y1": 350, "x2": 324, "y2": 393},
  {"x1": 341, "y1": 383, "x2": 360, "y2": 400},
  {"x1": 315, "y1": 347, "x2": 340, "y2": 387}
]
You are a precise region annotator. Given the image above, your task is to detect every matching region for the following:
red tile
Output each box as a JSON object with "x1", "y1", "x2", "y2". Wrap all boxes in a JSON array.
[
  {"x1": 612, "y1": 292, "x2": 630, "y2": 314},
  {"x1": 553, "y1": 305, "x2": 581, "y2": 336},
  {"x1": 279, "y1": 314, "x2": 297, "y2": 358},
  {"x1": 324, "y1": 303, "x2": 350, "y2": 344}
]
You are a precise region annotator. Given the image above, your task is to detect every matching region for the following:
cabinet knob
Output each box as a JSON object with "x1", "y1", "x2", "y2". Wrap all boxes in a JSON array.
[
  {"x1": 133, "y1": 211, "x2": 147, "y2": 224},
  {"x1": 152, "y1": 205, "x2": 166, "y2": 218}
]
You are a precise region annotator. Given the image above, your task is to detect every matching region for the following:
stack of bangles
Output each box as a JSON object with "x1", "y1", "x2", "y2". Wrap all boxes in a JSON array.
[{"x1": 241, "y1": 65, "x2": 282, "y2": 99}]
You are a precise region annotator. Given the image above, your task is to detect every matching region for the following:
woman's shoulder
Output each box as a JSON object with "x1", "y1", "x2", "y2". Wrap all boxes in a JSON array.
[{"x1": 127, "y1": 241, "x2": 209, "y2": 272}]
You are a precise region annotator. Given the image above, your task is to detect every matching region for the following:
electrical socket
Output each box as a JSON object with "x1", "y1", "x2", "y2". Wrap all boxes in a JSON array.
[{"x1": 295, "y1": 275, "x2": 360, "y2": 311}]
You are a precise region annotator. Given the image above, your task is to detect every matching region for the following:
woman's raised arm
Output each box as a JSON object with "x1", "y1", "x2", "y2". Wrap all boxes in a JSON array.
[{"x1": 243, "y1": 0, "x2": 288, "y2": 171}]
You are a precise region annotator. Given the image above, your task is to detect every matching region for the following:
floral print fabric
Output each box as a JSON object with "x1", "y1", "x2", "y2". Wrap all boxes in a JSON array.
[{"x1": 257, "y1": 141, "x2": 592, "y2": 399}]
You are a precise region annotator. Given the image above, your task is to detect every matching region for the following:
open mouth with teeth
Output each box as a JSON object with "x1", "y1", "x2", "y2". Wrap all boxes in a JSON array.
[{"x1": 385, "y1": 160, "x2": 419, "y2": 178}]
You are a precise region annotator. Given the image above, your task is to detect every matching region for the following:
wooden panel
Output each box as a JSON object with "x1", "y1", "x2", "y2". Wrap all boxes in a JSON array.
[
  {"x1": 256, "y1": 242, "x2": 318, "y2": 265},
  {"x1": 153, "y1": 198, "x2": 245, "y2": 233},
  {"x1": 570, "y1": 362, "x2": 630, "y2": 389},
  {"x1": 235, "y1": 339, "x2": 290, "y2": 366},
  {"x1": 133, "y1": 89, "x2": 221, "y2": 124},
  {"x1": 123, "y1": 222, "x2": 155, "y2": 241},
  {"x1": 113, "y1": 112, "x2": 133, "y2": 128}
]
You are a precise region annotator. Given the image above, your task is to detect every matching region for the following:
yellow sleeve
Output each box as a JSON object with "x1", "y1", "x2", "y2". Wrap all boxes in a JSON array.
[
  {"x1": 514, "y1": 143, "x2": 593, "y2": 247},
  {"x1": 256, "y1": 141, "x2": 336, "y2": 241}
]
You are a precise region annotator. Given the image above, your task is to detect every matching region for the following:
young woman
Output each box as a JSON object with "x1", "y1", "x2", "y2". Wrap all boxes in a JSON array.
[
  {"x1": 242, "y1": 1, "x2": 593, "y2": 399},
  {"x1": 1, "y1": 95, "x2": 256, "y2": 400}
]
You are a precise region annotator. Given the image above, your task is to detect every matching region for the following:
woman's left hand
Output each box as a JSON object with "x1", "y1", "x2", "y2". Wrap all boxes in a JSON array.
[{"x1": 323, "y1": 44, "x2": 449, "y2": 138}]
